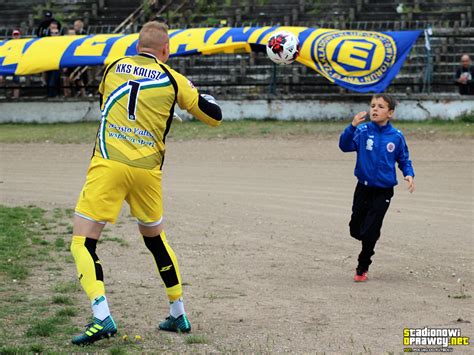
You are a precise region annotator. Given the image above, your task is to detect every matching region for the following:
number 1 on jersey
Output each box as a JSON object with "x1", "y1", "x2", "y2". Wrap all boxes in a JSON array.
[{"x1": 127, "y1": 80, "x2": 141, "y2": 121}]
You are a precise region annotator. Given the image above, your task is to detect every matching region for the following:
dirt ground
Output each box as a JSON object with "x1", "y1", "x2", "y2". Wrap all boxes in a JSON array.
[{"x1": 0, "y1": 137, "x2": 473, "y2": 353}]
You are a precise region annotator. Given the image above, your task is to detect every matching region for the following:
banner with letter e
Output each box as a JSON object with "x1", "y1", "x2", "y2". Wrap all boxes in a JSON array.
[{"x1": 0, "y1": 27, "x2": 421, "y2": 93}]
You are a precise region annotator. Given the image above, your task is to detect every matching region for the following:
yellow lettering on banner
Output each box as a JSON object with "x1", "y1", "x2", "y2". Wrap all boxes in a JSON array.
[
  {"x1": 169, "y1": 28, "x2": 208, "y2": 54},
  {"x1": 73, "y1": 34, "x2": 122, "y2": 57},
  {"x1": 179, "y1": 28, "x2": 247, "y2": 55},
  {"x1": 328, "y1": 37, "x2": 385, "y2": 77},
  {"x1": 16, "y1": 36, "x2": 75, "y2": 75},
  {"x1": 336, "y1": 41, "x2": 374, "y2": 70},
  {"x1": 0, "y1": 39, "x2": 32, "y2": 67},
  {"x1": 298, "y1": 28, "x2": 326, "y2": 73},
  {"x1": 104, "y1": 34, "x2": 139, "y2": 64},
  {"x1": 246, "y1": 26, "x2": 272, "y2": 43},
  {"x1": 206, "y1": 27, "x2": 241, "y2": 45}
]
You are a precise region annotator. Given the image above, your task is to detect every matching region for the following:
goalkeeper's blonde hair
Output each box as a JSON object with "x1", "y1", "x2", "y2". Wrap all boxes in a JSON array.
[{"x1": 138, "y1": 21, "x2": 169, "y2": 50}]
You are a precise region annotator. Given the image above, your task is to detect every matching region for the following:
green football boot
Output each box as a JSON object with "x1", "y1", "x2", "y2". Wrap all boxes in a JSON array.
[
  {"x1": 159, "y1": 314, "x2": 191, "y2": 333},
  {"x1": 72, "y1": 316, "x2": 117, "y2": 346}
]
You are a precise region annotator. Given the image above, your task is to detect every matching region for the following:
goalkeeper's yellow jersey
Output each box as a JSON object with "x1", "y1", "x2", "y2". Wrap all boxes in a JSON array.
[{"x1": 94, "y1": 52, "x2": 221, "y2": 170}]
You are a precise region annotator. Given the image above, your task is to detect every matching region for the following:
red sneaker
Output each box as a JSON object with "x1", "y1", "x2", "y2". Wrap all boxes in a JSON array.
[{"x1": 354, "y1": 271, "x2": 368, "y2": 282}]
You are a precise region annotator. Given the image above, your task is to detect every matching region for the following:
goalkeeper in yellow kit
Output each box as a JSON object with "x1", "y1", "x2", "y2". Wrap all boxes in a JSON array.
[{"x1": 70, "y1": 22, "x2": 222, "y2": 345}]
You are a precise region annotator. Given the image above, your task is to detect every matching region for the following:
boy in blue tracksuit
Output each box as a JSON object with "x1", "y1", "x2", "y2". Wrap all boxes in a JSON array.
[{"x1": 339, "y1": 94, "x2": 415, "y2": 282}]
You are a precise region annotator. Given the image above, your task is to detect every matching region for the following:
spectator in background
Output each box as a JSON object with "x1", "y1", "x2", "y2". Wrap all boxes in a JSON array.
[
  {"x1": 0, "y1": 30, "x2": 24, "y2": 98},
  {"x1": 36, "y1": 10, "x2": 62, "y2": 37},
  {"x1": 455, "y1": 54, "x2": 474, "y2": 95},
  {"x1": 74, "y1": 19, "x2": 87, "y2": 35},
  {"x1": 66, "y1": 26, "x2": 76, "y2": 36},
  {"x1": 45, "y1": 23, "x2": 61, "y2": 97},
  {"x1": 46, "y1": 21, "x2": 61, "y2": 36},
  {"x1": 63, "y1": 26, "x2": 86, "y2": 97},
  {"x1": 12, "y1": 29, "x2": 21, "y2": 39}
]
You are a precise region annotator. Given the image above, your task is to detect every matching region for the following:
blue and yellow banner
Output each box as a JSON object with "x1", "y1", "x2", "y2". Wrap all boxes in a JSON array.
[{"x1": 0, "y1": 27, "x2": 421, "y2": 93}]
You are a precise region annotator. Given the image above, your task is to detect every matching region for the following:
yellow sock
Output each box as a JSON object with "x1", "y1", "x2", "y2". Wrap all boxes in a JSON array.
[{"x1": 70, "y1": 236, "x2": 105, "y2": 301}]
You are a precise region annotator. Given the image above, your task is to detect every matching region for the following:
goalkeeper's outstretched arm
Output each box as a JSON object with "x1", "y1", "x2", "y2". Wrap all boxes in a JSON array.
[
  {"x1": 169, "y1": 67, "x2": 222, "y2": 126},
  {"x1": 187, "y1": 93, "x2": 222, "y2": 127}
]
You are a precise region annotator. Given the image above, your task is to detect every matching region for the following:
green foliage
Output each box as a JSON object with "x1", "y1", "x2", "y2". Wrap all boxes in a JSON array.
[
  {"x1": 459, "y1": 111, "x2": 474, "y2": 123},
  {"x1": 142, "y1": 0, "x2": 154, "y2": 19},
  {"x1": 32, "y1": 0, "x2": 76, "y2": 22}
]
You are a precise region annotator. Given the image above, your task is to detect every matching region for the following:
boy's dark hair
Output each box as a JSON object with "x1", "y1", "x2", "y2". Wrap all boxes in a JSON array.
[{"x1": 372, "y1": 94, "x2": 397, "y2": 111}]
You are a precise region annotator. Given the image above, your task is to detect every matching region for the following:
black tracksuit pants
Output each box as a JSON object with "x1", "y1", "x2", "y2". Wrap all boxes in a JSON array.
[{"x1": 349, "y1": 183, "x2": 394, "y2": 272}]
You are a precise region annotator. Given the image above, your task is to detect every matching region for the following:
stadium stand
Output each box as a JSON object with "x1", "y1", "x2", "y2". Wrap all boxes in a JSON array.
[{"x1": 0, "y1": 0, "x2": 473, "y2": 97}]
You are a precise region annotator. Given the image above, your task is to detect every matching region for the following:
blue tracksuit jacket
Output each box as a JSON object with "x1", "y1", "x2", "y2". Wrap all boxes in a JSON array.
[{"x1": 339, "y1": 121, "x2": 414, "y2": 188}]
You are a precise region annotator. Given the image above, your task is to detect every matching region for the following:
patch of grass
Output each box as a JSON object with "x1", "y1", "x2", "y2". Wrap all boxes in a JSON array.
[
  {"x1": 53, "y1": 281, "x2": 80, "y2": 294},
  {"x1": 0, "y1": 346, "x2": 29, "y2": 354},
  {"x1": 54, "y1": 237, "x2": 66, "y2": 250},
  {"x1": 10, "y1": 294, "x2": 25, "y2": 303},
  {"x1": 185, "y1": 334, "x2": 209, "y2": 345},
  {"x1": 459, "y1": 110, "x2": 474, "y2": 123},
  {"x1": 52, "y1": 208, "x2": 64, "y2": 219},
  {"x1": 110, "y1": 346, "x2": 129, "y2": 355},
  {"x1": 55, "y1": 307, "x2": 77, "y2": 318},
  {"x1": 448, "y1": 283, "x2": 472, "y2": 299},
  {"x1": 52, "y1": 295, "x2": 73, "y2": 305},
  {"x1": 31, "y1": 235, "x2": 49, "y2": 245},
  {"x1": 100, "y1": 236, "x2": 129, "y2": 247},
  {"x1": 0, "y1": 206, "x2": 84, "y2": 350},
  {"x1": 65, "y1": 208, "x2": 75, "y2": 218},
  {"x1": 46, "y1": 265, "x2": 64, "y2": 272},
  {"x1": 29, "y1": 344, "x2": 45, "y2": 353},
  {"x1": 451, "y1": 294, "x2": 472, "y2": 299},
  {"x1": 0, "y1": 205, "x2": 45, "y2": 280},
  {"x1": 0, "y1": 122, "x2": 98, "y2": 144},
  {"x1": 0, "y1": 119, "x2": 472, "y2": 144},
  {"x1": 26, "y1": 317, "x2": 60, "y2": 337}
]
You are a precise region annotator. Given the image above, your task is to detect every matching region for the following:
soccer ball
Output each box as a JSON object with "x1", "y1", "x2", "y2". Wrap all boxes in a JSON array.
[{"x1": 266, "y1": 31, "x2": 300, "y2": 65}]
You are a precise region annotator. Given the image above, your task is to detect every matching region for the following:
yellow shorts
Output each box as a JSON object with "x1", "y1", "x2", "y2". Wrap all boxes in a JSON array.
[{"x1": 75, "y1": 156, "x2": 163, "y2": 224}]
